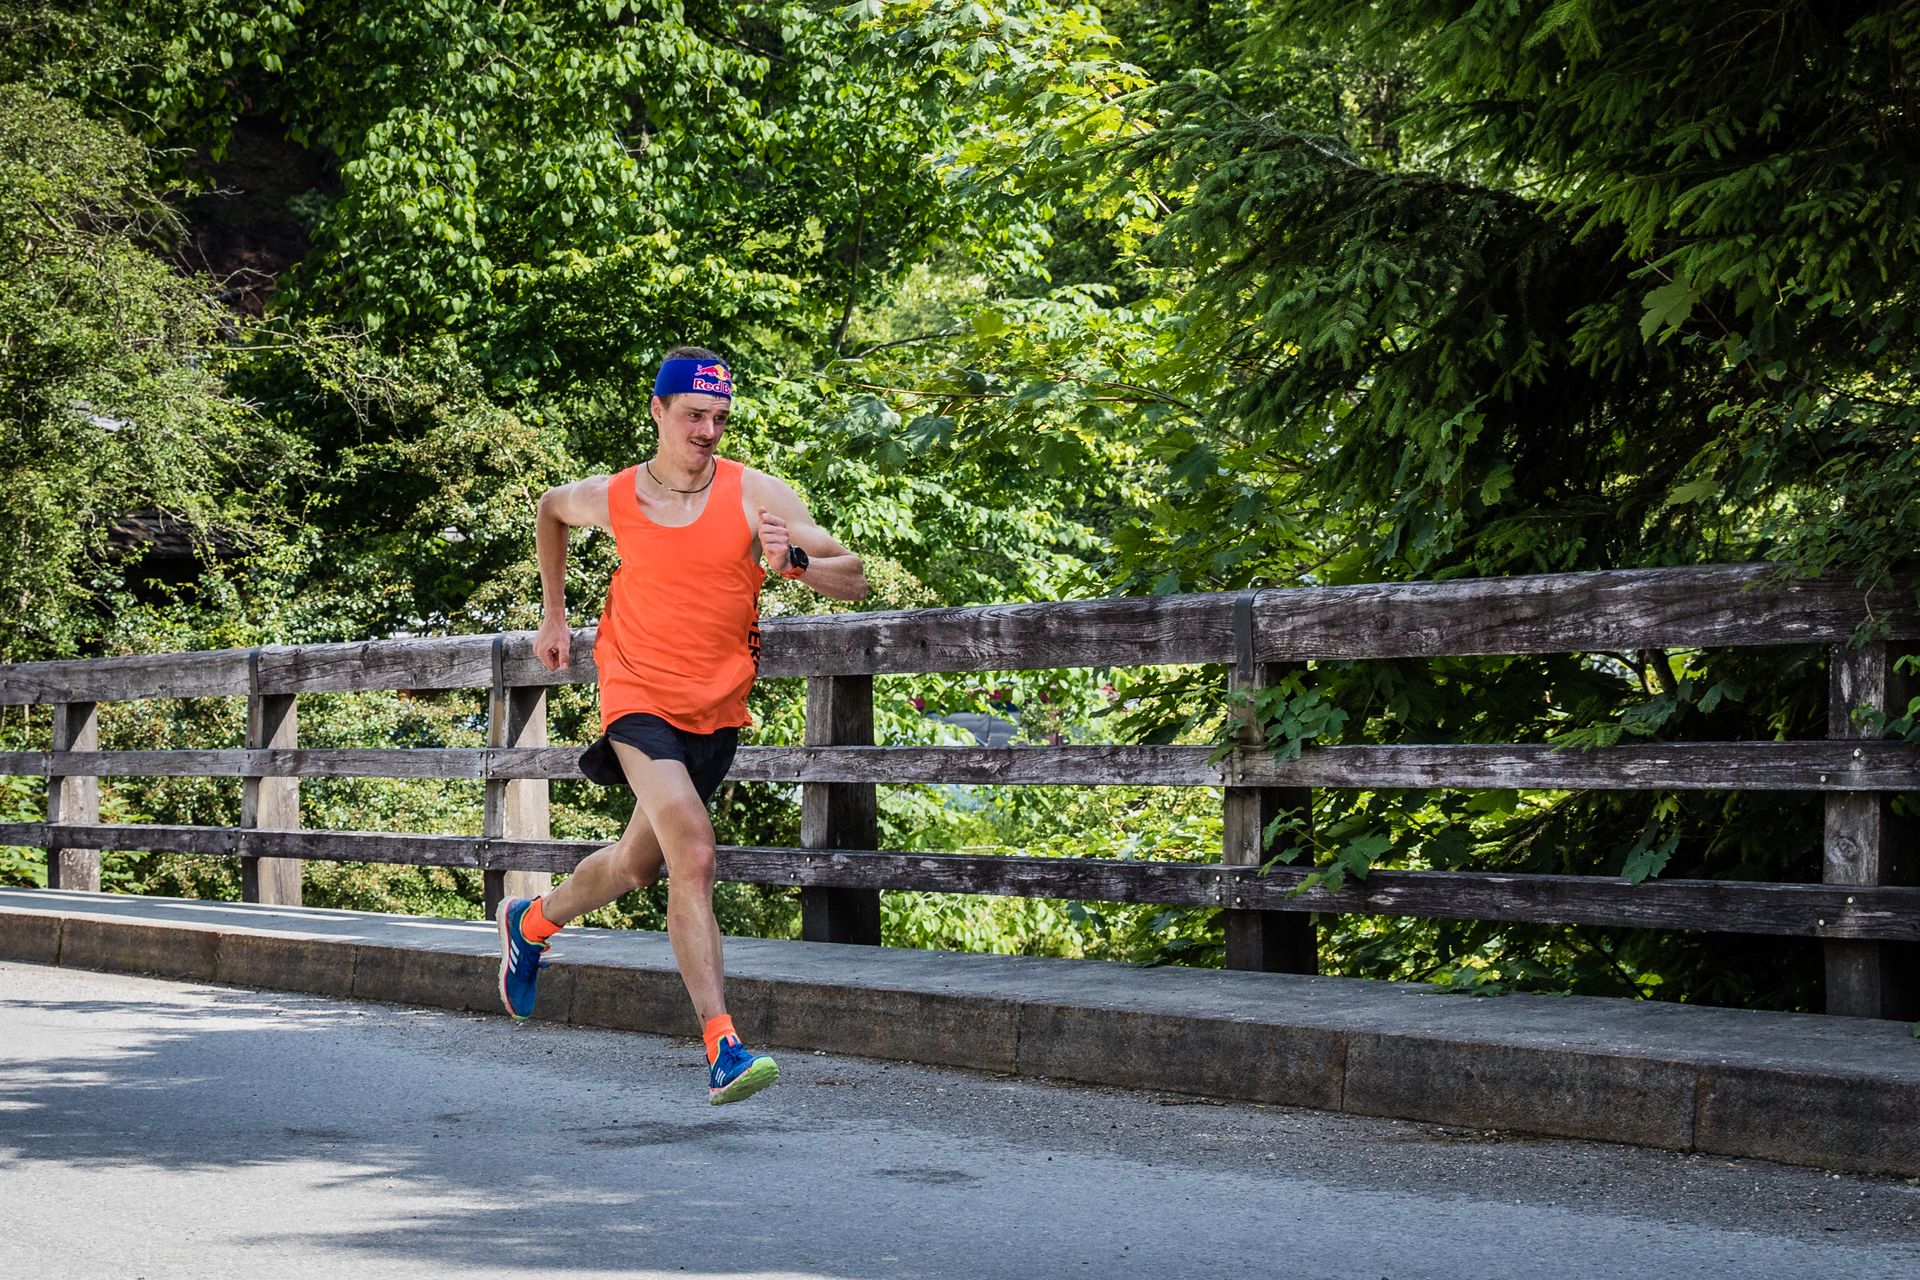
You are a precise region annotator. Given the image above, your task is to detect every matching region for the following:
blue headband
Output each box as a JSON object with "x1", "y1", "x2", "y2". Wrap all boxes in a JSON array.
[{"x1": 653, "y1": 357, "x2": 733, "y2": 399}]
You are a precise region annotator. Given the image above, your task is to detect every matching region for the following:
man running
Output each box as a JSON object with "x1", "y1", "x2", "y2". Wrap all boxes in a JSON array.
[{"x1": 497, "y1": 346, "x2": 867, "y2": 1104}]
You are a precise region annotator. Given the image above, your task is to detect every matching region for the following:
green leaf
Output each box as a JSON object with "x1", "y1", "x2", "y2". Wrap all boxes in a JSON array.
[
  {"x1": 904, "y1": 413, "x2": 955, "y2": 450},
  {"x1": 1336, "y1": 832, "x2": 1392, "y2": 881},
  {"x1": 1622, "y1": 827, "x2": 1679, "y2": 884},
  {"x1": 1639, "y1": 277, "x2": 1699, "y2": 341},
  {"x1": 1478, "y1": 462, "x2": 1515, "y2": 507},
  {"x1": 1663, "y1": 478, "x2": 1718, "y2": 508}
]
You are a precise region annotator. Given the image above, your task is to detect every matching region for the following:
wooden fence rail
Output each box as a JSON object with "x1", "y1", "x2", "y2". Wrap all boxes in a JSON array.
[
  {"x1": 1, "y1": 566, "x2": 1913, "y2": 1017},
  {"x1": 5, "y1": 566, "x2": 1916, "y2": 706},
  {"x1": 3, "y1": 741, "x2": 1916, "y2": 789}
]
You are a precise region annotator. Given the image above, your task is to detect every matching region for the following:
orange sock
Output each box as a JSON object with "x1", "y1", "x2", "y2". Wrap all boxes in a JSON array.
[
  {"x1": 703, "y1": 1014, "x2": 737, "y2": 1064},
  {"x1": 520, "y1": 897, "x2": 561, "y2": 944}
]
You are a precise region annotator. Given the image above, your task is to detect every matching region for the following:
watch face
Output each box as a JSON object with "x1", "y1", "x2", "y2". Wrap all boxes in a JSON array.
[{"x1": 789, "y1": 546, "x2": 809, "y2": 570}]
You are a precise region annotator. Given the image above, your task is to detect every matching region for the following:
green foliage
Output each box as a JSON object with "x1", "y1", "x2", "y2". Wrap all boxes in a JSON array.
[
  {"x1": 0, "y1": 1, "x2": 1913, "y2": 1013},
  {"x1": 0, "y1": 82, "x2": 296, "y2": 661},
  {"x1": 1222, "y1": 672, "x2": 1349, "y2": 764},
  {"x1": 871, "y1": 669, "x2": 1231, "y2": 966},
  {"x1": 0, "y1": 769, "x2": 44, "y2": 887},
  {"x1": 19, "y1": 1, "x2": 1123, "y2": 640},
  {"x1": 867, "y1": 2, "x2": 1920, "y2": 605},
  {"x1": 828, "y1": 0, "x2": 1916, "y2": 1008}
]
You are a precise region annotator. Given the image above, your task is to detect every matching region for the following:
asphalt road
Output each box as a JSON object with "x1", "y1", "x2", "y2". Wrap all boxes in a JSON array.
[{"x1": 4, "y1": 960, "x2": 1919, "y2": 1280}]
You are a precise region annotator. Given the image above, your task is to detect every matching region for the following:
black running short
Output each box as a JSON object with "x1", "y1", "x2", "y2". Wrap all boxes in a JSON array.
[{"x1": 579, "y1": 712, "x2": 740, "y2": 804}]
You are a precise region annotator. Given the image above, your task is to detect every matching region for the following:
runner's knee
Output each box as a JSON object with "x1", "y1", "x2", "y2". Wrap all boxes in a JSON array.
[{"x1": 668, "y1": 839, "x2": 717, "y2": 896}]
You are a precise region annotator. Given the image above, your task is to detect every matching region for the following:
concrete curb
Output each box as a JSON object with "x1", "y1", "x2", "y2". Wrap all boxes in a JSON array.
[{"x1": 5, "y1": 889, "x2": 1919, "y2": 1175}]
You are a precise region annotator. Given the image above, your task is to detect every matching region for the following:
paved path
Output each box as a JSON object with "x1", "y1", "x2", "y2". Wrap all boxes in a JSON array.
[{"x1": 4, "y1": 961, "x2": 1918, "y2": 1280}]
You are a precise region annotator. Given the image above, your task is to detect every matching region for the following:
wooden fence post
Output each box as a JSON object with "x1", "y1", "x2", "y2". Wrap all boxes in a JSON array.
[
  {"x1": 47, "y1": 702, "x2": 100, "y2": 892},
  {"x1": 484, "y1": 637, "x2": 551, "y2": 918},
  {"x1": 800, "y1": 673, "x2": 881, "y2": 944},
  {"x1": 243, "y1": 651, "x2": 302, "y2": 905},
  {"x1": 1223, "y1": 592, "x2": 1317, "y2": 972},
  {"x1": 1824, "y1": 641, "x2": 1916, "y2": 1018}
]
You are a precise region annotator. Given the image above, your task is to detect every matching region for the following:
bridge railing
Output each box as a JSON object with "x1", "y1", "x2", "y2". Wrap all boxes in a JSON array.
[{"x1": 2, "y1": 564, "x2": 1915, "y2": 1016}]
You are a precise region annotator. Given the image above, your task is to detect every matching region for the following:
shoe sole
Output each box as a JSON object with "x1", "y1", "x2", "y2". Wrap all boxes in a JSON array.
[
  {"x1": 496, "y1": 899, "x2": 529, "y2": 1022},
  {"x1": 709, "y1": 1056, "x2": 780, "y2": 1106}
]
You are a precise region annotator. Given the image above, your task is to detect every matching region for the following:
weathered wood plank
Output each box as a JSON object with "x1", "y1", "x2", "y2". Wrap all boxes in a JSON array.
[
  {"x1": 800, "y1": 674, "x2": 882, "y2": 945},
  {"x1": 13, "y1": 748, "x2": 499, "y2": 778},
  {"x1": 46, "y1": 703, "x2": 99, "y2": 892},
  {"x1": 1824, "y1": 642, "x2": 1917, "y2": 1019},
  {"x1": 483, "y1": 639, "x2": 551, "y2": 915},
  {"x1": 7, "y1": 740, "x2": 1918, "y2": 791},
  {"x1": 1212, "y1": 741, "x2": 1920, "y2": 792},
  {"x1": 483, "y1": 747, "x2": 588, "y2": 779},
  {"x1": 8, "y1": 821, "x2": 1920, "y2": 940},
  {"x1": 0, "y1": 822, "x2": 477, "y2": 866},
  {"x1": 1223, "y1": 646, "x2": 1316, "y2": 973},
  {"x1": 755, "y1": 594, "x2": 1237, "y2": 676},
  {"x1": 1253, "y1": 565, "x2": 1918, "y2": 661},
  {"x1": 241, "y1": 687, "x2": 301, "y2": 906},
  {"x1": 731, "y1": 745, "x2": 1204, "y2": 785},
  {"x1": 0, "y1": 650, "x2": 251, "y2": 705},
  {"x1": 6, "y1": 746, "x2": 581, "y2": 780},
  {"x1": 718, "y1": 848, "x2": 1920, "y2": 941},
  {"x1": 253, "y1": 636, "x2": 496, "y2": 695}
]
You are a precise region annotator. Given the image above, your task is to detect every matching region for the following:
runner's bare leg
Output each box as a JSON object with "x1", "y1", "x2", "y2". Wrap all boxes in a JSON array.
[
  {"x1": 539, "y1": 799, "x2": 664, "y2": 925},
  {"x1": 604, "y1": 739, "x2": 728, "y2": 1022}
]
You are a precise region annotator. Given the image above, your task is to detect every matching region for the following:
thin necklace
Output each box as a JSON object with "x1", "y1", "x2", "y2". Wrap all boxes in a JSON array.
[{"x1": 645, "y1": 457, "x2": 715, "y2": 494}]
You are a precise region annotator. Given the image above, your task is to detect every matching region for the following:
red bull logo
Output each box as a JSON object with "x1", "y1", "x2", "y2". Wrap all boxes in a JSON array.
[{"x1": 692, "y1": 362, "x2": 732, "y2": 395}]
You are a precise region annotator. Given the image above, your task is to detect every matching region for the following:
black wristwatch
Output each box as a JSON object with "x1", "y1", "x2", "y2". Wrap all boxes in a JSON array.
[{"x1": 782, "y1": 545, "x2": 809, "y2": 579}]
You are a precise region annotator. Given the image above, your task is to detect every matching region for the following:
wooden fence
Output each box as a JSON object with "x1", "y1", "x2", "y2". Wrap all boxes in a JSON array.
[{"x1": 2, "y1": 564, "x2": 1915, "y2": 1017}]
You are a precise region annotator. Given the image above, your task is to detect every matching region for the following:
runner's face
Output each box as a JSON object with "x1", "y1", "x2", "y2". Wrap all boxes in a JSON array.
[{"x1": 651, "y1": 393, "x2": 730, "y2": 463}]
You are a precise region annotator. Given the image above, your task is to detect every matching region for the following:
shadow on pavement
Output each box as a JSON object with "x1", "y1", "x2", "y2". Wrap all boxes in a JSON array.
[{"x1": 4, "y1": 967, "x2": 1919, "y2": 1280}]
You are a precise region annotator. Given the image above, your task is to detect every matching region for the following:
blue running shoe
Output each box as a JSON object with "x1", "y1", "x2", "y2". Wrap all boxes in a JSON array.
[
  {"x1": 708, "y1": 1036, "x2": 780, "y2": 1105},
  {"x1": 496, "y1": 897, "x2": 548, "y2": 1021}
]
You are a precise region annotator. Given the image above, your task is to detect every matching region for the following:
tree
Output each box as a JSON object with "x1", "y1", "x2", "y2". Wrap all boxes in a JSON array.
[
  {"x1": 844, "y1": 1, "x2": 1920, "y2": 1006},
  {"x1": 0, "y1": 82, "x2": 294, "y2": 663},
  {"x1": 0, "y1": 2, "x2": 1168, "y2": 931}
]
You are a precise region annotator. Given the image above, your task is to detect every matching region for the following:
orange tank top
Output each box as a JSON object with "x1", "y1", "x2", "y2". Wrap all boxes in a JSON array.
[{"x1": 594, "y1": 458, "x2": 765, "y2": 733}]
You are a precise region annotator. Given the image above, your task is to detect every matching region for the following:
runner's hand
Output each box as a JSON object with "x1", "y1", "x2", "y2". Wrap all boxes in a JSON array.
[
  {"x1": 532, "y1": 618, "x2": 571, "y2": 672},
  {"x1": 759, "y1": 510, "x2": 795, "y2": 575}
]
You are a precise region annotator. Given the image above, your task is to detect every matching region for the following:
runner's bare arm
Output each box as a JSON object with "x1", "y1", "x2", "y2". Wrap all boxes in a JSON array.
[
  {"x1": 532, "y1": 476, "x2": 613, "y2": 670},
  {"x1": 748, "y1": 472, "x2": 867, "y2": 601}
]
